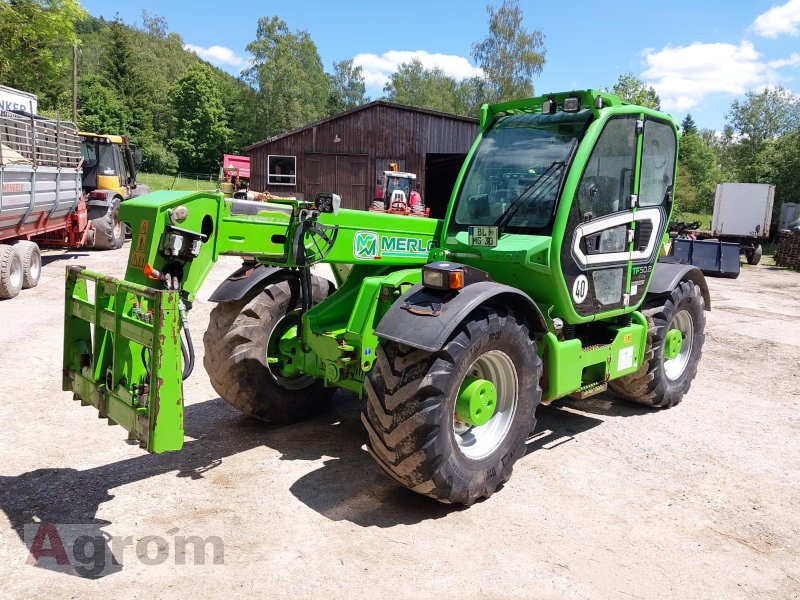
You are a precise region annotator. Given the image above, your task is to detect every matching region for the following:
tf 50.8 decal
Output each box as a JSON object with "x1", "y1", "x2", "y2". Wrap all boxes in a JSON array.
[{"x1": 353, "y1": 230, "x2": 432, "y2": 260}]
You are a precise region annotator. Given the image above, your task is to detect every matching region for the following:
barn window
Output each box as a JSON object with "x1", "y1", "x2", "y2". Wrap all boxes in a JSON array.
[{"x1": 267, "y1": 155, "x2": 296, "y2": 185}]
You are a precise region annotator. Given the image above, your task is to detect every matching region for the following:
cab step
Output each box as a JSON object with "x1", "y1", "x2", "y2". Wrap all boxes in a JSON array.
[{"x1": 569, "y1": 381, "x2": 608, "y2": 400}]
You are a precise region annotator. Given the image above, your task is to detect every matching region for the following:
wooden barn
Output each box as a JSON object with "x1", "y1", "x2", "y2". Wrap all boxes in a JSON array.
[{"x1": 245, "y1": 101, "x2": 479, "y2": 218}]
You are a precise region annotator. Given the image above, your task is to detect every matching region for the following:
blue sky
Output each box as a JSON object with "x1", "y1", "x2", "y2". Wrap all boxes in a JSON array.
[{"x1": 80, "y1": 0, "x2": 800, "y2": 130}]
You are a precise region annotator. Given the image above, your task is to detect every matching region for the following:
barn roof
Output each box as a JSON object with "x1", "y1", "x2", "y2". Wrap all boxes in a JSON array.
[{"x1": 245, "y1": 100, "x2": 479, "y2": 152}]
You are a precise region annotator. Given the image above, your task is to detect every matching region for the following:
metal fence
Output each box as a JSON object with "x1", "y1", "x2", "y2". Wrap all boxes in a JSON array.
[
  {"x1": 0, "y1": 110, "x2": 81, "y2": 168},
  {"x1": 161, "y1": 173, "x2": 218, "y2": 190}
]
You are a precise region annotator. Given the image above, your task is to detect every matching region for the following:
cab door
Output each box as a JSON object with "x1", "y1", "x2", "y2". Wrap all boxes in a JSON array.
[
  {"x1": 560, "y1": 115, "x2": 640, "y2": 318},
  {"x1": 628, "y1": 118, "x2": 677, "y2": 306}
]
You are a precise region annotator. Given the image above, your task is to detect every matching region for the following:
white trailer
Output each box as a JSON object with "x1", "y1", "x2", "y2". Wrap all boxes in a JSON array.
[
  {"x1": 0, "y1": 85, "x2": 37, "y2": 115},
  {"x1": 709, "y1": 183, "x2": 775, "y2": 265}
]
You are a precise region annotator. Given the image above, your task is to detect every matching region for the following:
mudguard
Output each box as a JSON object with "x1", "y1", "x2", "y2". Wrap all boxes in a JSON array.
[
  {"x1": 647, "y1": 260, "x2": 711, "y2": 310},
  {"x1": 374, "y1": 281, "x2": 548, "y2": 353},
  {"x1": 86, "y1": 190, "x2": 119, "y2": 209},
  {"x1": 86, "y1": 190, "x2": 121, "y2": 221},
  {"x1": 208, "y1": 263, "x2": 287, "y2": 303}
]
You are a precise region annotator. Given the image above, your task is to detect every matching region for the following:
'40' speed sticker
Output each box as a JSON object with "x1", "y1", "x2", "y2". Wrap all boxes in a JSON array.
[{"x1": 572, "y1": 274, "x2": 588, "y2": 304}]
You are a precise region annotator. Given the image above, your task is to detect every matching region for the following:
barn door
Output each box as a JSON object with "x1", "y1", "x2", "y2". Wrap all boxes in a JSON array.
[
  {"x1": 304, "y1": 153, "x2": 368, "y2": 209},
  {"x1": 337, "y1": 155, "x2": 368, "y2": 210}
]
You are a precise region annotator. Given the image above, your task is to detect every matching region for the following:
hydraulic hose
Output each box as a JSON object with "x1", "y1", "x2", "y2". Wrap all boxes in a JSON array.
[
  {"x1": 180, "y1": 326, "x2": 195, "y2": 380},
  {"x1": 178, "y1": 299, "x2": 195, "y2": 380}
]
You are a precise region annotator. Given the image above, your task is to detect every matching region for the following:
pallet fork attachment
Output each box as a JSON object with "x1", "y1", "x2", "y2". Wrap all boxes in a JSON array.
[{"x1": 63, "y1": 266, "x2": 184, "y2": 452}]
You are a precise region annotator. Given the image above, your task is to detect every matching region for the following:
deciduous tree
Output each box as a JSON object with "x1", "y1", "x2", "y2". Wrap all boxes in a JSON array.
[
  {"x1": 471, "y1": 0, "x2": 545, "y2": 102},
  {"x1": 76, "y1": 75, "x2": 129, "y2": 134},
  {"x1": 0, "y1": 0, "x2": 87, "y2": 110},
  {"x1": 169, "y1": 64, "x2": 233, "y2": 173},
  {"x1": 243, "y1": 16, "x2": 329, "y2": 139},
  {"x1": 610, "y1": 73, "x2": 661, "y2": 110},
  {"x1": 327, "y1": 59, "x2": 367, "y2": 115}
]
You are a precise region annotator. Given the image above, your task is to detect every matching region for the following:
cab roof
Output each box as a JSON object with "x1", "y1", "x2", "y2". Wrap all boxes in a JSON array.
[{"x1": 79, "y1": 132, "x2": 124, "y2": 144}]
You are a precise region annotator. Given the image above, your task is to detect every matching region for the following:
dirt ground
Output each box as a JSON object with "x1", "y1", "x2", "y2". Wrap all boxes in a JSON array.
[{"x1": 0, "y1": 244, "x2": 798, "y2": 599}]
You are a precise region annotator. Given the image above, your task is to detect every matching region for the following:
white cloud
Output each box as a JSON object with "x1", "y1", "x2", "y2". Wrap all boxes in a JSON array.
[
  {"x1": 352, "y1": 50, "x2": 483, "y2": 88},
  {"x1": 752, "y1": 0, "x2": 800, "y2": 38},
  {"x1": 641, "y1": 41, "x2": 799, "y2": 111},
  {"x1": 184, "y1": 44, "x2": 246, "y2": 69},
  {"x1": 768, "y1": 52, "x2": 800, "y2": 68}
]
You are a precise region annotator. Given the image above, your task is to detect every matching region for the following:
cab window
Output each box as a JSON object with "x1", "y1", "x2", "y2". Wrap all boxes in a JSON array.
[
  {"x1": 639, "y1": 120, "x2": 676, "y2": 206},
  {"x1": 574, "y1": 116, "x2": 638, "y2": 220},
  {"x1": 97, "y1": 144, "x2": 118, "y2": 176},
  {"x1": 80, "y1": 142, "x2": 97, "y2": 168}
]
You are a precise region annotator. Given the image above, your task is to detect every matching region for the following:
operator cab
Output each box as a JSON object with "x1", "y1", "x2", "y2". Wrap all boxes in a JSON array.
[
  {"x1": 79, "y1": 133, "x2": 141, "y2": 195},
  {"x1": 444, "y1": 90, "x2": 679, "y2": 322}
]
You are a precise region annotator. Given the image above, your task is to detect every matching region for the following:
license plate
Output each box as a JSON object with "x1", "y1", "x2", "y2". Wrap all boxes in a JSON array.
[{"x1": 468, "y1": 226, "x2": 498, "y2": 248}]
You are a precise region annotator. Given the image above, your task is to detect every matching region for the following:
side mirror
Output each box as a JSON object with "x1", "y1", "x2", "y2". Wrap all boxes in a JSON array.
[{"x1": 134, "y1": 147, "x2": 143, "y2": 168}]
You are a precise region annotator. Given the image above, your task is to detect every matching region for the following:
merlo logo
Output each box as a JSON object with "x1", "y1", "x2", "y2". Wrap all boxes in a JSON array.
[{"x1": 354, "y1": 231, "x2": 378, "y2": 259}]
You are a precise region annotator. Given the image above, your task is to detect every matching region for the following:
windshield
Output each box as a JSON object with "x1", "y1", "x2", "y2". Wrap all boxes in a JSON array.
[
  {"x1": 386, "y1": 175, "x2": 412, "y2": 198},
  {"x1": 449, "y1": 109, "x2": 591, "y2": 235}
]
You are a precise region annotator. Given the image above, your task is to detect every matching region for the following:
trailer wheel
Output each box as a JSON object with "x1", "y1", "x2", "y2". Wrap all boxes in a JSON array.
[
  {"x1": 745, "y1": 244, "x2": 762, "y2": 265},
  {"x1": 92, "y1": 198, "x2": 124, "y2": 250},
  {"x1": 203, "y1": 273, "x2": 334, "y2": 423},
  {"x1": 609, "y1": 280, "x2": 705, "y2": 409},
  {"x1": 0, "y1": 244, "x2": 23, "y2": 299},
  {"x1": 363, "y1": 306, "x2": 541, "y2": 505},
  {"x1": 17, "y1": 241, "x2": 41, "y2": 289}
]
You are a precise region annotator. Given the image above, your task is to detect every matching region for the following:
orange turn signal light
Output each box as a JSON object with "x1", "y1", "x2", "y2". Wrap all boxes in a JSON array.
[{"x1": 448, "y1": 270, "x2": 464, "y2": 290}]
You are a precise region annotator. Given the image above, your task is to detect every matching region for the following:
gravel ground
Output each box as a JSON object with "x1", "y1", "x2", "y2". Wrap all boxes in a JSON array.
[{"x1": 0, "y1": 244, "x2": 798, "y2": 599}]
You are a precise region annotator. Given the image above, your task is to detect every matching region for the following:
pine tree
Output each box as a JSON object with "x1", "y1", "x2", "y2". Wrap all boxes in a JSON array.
[{"x1": 681, "y1": 114, "x2": 697, "y2": 135}]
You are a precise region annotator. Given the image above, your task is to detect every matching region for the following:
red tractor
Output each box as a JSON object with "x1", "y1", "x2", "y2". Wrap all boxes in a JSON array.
[{"x1": 370, "y1": 164, "x2": 428, "y2": 217}]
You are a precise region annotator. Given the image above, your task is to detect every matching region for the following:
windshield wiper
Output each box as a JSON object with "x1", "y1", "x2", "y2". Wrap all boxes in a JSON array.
[
  {"x1": 493, "y1": 160, "x2": 565, "y2": 231},
  {"x1": 492, "y1": 137, "x2": 579, "y2": 233}
]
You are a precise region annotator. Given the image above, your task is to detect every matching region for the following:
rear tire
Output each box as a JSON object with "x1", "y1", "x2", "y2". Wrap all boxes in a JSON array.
[
  {"x1": 203, "y1": 273, "x2": 334, "y2": 422},
  {"x1": 92, "y1": 198, "x2": 124, "y2": 250},
  {"x1": 609, "y1": 280, "x2": 705, "y2": 408},
  {"x1": 17, "y1": 241, "x2": 41, "y2": 289},
  {"x1": 0, "y1": 244, "x2": 23, "y2": 299},
  {"x1": 363, "y1": 306, "x2": 541, "y2": 504},
  {"x1": 745, "y1": 244, "x2": 762, "y2": 265}
]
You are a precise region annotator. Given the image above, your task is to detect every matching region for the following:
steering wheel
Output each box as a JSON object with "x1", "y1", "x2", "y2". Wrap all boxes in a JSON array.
[{"x1": 389, "y1": 200, "x2": 409, "y2": 214}]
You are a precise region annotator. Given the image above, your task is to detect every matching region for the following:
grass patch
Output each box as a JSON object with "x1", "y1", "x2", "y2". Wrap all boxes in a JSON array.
[{"x1": 138, "y1": 172, "x2": 218, "y2": 192}]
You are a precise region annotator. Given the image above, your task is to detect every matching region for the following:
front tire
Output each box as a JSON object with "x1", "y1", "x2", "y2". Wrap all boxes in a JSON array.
[
  {"x1": 363, "y1": 306, "x2": 542, "y2": 504},
  {"x1": 203, "y1": 273, "x2": 334, "y2": 422},
  {"x1": 609, "y1": 280, "x2": 706, "y2": 408}
]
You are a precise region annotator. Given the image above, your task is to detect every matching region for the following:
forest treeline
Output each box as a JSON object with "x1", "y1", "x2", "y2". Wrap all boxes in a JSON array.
[{"x1": 1, "y1": 0, "x2": 797, "y2": 214}]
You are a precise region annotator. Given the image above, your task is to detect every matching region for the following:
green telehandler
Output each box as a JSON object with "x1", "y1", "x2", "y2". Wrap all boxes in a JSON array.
[{"x1": 63, "y1": 90, "x2": 710, "y2": 505}]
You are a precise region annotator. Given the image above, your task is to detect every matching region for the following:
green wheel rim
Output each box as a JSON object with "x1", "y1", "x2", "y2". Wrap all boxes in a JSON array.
[
  {"x1": 664, "y1": 327, "x2": 683, "y2": 360},
  {"x1": 453, "y1": 350, "x2": 518, "y2": 460},
  {"x1": 664, "y1": 311, "x2": 693, "y2": 381}
]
